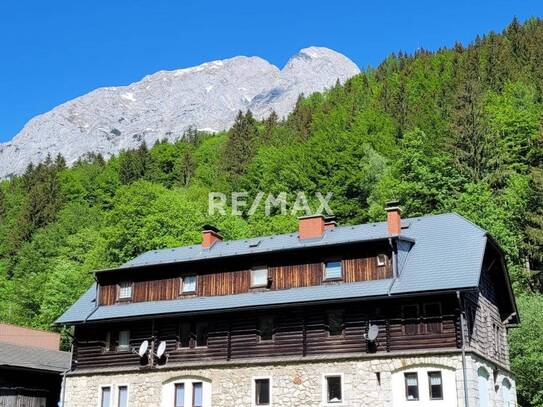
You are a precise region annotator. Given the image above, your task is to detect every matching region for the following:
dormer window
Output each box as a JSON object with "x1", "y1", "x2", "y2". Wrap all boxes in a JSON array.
[
  {"x1": 181, "y1": 275, "x2": 197, "y2": 294},
  {"x1": 118, "y1": 282, "x2": 133, "y2": 300},
  {"x1": 323, "y1": 261, "x2": 342, "y2": 281},
  {"x1": 251, "y1": 266, "x2": 269, "y2": 288}
]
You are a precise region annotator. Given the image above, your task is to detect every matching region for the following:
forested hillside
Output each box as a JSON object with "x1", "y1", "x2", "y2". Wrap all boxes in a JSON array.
[{"x1": 1, "y1": 17, "x2": 543, "y2": 406}]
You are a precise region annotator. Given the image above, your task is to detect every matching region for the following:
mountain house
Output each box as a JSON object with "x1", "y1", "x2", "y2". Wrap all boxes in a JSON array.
[{"x1": 56, "y1": 204, "x2": 519, "y2": 407}]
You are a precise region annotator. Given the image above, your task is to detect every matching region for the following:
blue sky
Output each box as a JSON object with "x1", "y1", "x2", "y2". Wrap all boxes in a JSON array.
[{"x1": 1, "y1": 0, "x2": 542, "y2": 143}]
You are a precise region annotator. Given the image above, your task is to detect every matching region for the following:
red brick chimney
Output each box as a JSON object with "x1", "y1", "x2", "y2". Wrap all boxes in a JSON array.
[
  {"x1": 298, "y1": 215, "x2": 326, "y2": 240},
  {"x1": 385, "y1": 201, "x2": 401, "y2": 235},
  {"x1": 202, "y1": 225, "x2": 223, "y2": 248}
]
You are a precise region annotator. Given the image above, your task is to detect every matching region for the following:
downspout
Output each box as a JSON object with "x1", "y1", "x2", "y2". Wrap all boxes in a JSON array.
[
  {"x1": 60, "y1": 340, "x2": 74, "y2": 407},
  {"x1": 457, "y1": 290, "x2": 470, "y2": 407}
]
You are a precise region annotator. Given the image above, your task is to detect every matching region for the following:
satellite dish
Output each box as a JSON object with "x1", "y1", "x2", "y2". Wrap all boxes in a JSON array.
[
  {"x1": 138, "y1": 340, "x2": 149, "y2": 358},
  {"x1": 367, "y1": 324, "x2": 379, "y2": 341},
  {"x1": 156, "y1": 341, "x2": 167, "y2": 358}
]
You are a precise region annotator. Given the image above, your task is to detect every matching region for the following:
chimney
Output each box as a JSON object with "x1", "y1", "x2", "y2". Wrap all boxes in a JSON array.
[
  {"x1": 324, "y1": 216, "x2": 337, "y2": 231},
  {"x1": 298, "y1": 214, "x2": 326, "y2": 240},
  {"x1": 202, "y1": 225, "x2": 223, "y2": 249},
  {"x1": 385, "y1": 201, "x2": 401, "y2": 235}
]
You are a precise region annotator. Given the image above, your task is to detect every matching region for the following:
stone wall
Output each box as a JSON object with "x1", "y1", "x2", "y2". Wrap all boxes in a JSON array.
[{"x1": 63, "y1": 352, "x2": 516, "y2": 407}]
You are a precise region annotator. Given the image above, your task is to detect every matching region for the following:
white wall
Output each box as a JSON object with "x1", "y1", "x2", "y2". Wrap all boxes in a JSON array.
[
  {"x1": 160, "y1": 376, "x2": 212, "y2": 407},
  {"x1": 391, "y1": 365, "x2": 458, "y2": 407}
]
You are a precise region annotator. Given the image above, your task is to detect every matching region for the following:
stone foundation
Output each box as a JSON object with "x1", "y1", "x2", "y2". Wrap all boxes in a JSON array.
[{"x1": 63, "y1": 352, "x2": 516, "y2": 407}]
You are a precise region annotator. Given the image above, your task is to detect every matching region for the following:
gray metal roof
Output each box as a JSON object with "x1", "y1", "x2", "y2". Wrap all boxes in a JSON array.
[
  {"x1": 56, "y1": 213, "x2": 491, "y2": 325},
  {"x1": 119, "y1": 220, "x2": 394, "y2": 269},
  {"x1": 0, "y1": 341, "x2": 70, "y2": 373}
]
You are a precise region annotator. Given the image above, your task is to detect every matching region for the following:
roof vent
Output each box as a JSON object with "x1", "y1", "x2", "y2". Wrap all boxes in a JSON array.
[
  {"x1": 202, "y1": 225, "x2": 223, "y2": 249},
  {"x1": 385, "y1": 201, "x2": 401, "y2": 236},
  {"x1": 298, "y1": 214, "x2": 325, "y2": 240}
]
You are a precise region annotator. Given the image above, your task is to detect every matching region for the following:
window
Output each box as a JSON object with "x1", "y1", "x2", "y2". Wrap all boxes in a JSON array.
[
  {"x1": 377, "y1": 254, "x2": 387, "y2": 267},
  {"x1": 325, "y1": 375, "x2": 342, "y2": 403},
  {"x1": 196, "y1": 322, "x2": 208, "y2": 347},
  {"x1": 192, "y1": 382, "x2": 203, "y2": 407},
  {"x1": 100, "y1": 387, "x2": 111, "y2": 407},
  {"x1": 251, "y1": 266, "x2": 269, "y2": 288},
  {"x1": 428, "y1": 372, "x2": 443, "y2": 400},
  {"x1": 424, "y1": 302, "x2": 442, "y2": 334},
  {"x1": 118, "y1": 330, "x2": 130, "y2": 352},
  {"x1": 179, "y1": 322, "x2": 208, "y2": 348},
  {"x1": 118, "y1": 282, "x2": 133, "y2": 300},
  {"x1": 258, "y1": 316, "x2": 274, "y2": 341},
  {"x1": 118, "y1": 386, "x2": 128, "y2": 407},
  {"x1": 324, "y1": 261, "x2": 342, "y2": 280},
  {"x1": 104, "y1": 331, "x2": 112, "y2": 352},
  {"x1": 254, "y1": 378, "x2": 270, "y2": 405},
  {"x1": 168, "y1": 380, "x2": 210, "y2": 407},
  {"x1": 327, "y1": 310, "x2": 344, "y2": 336},
  {"x1": 402, "y1": 304, "x2": 419, "y2": 335},
  {"x1": 181, "y1": 276, "x2": 197, "y2": 293},
  {"x1": 404, "y1": 372, "x2": 419, "y2": 401},
  {"x1": 175, "y1": 383, "x2": 185, "y2": 407}
]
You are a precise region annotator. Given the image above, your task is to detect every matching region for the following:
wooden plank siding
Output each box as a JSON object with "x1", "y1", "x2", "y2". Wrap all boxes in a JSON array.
[
  {"x1": 98, "y1": 247, "x2": 393, "y2": 306},
  {"x1": 72, "y1": 296, "x2": 460, "y2": 371}
]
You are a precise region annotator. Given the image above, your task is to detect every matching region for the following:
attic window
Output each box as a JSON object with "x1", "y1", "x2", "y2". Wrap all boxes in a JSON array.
[
  {"x1": 377, "y1": 254, "x2": 387, "y2": 267},
  {"x1": 251, "y1": 266, "x2": 269, "y2": 288},
  {"x1": 118, "y1": 282, "x2": 133, "y2": 300},
  {"x1": 181, "y1": 275, "x2": 197, "y2": 294},
  {"x1": 324, "y1": 261, "x2": 342, "y2": 280}
]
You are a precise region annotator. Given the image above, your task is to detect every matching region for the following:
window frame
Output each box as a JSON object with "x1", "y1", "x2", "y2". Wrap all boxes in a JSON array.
[
  {"x1": 404, "y1": 372, "x2": 420, "y2": 401},
  {"x1": 174, "y1": 382, "x2": 185, "y2": 407},
  {"x1": 180, "y1": 275, "x2": 197, "y2": 295},
  {"x1": 195, "y1": 322, "x2": 209, "y2": 348},
  {"x1": 322, "y1": 373, "x2": 344, "y2": 405},
  {"x1": 117, "y1": 281, "x2": 133, "y2": 301},
  {"x1": 252, "y1": 376, "x2": 272, "y2": 406},
  {"x1": 192, "y1": 381, "x2": 203, "y2": 407},
  {"x1": 376, "y1": 254, "x2": 387, "y2": 267},
  {"x1": 402, "y1": 304, "x2": 420, "y2": 335},
  {"x1": 323, "y1": 260, "x2": 343, "y2": 281},
  {"x1": 98, "y1": 385, "x2": 112, "y2": 407},
  {"x1": 117, "y1": 384, "x2": 129, "y2": 407},
  {"x1": 427, "y1": 371, "x2": 444, "y2": 400},
  {"x1": 117, "y1": 330, "x2": 130, "y2": 352},
  {"x1": 250, "y1": 266, "x2": 269, "y2": 288},
  {"x1": 258, "y1": 316, "x2": 275, "y2": 342},
  {"x1": 423, "y1": 302, "x2": 443, "y2": 334},
  {"x1": 326, "y1": 309, "x2": 345, "y2": 337}
]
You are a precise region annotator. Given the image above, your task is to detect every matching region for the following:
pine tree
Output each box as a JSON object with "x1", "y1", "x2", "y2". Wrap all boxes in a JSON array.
[
  {"x1": 178, "y1": 148, "x2": 195, "y2": 187},
  {"x1": 287, "y1": 95, "x2": 312, "y2": 140},
  {"x1": 262, "y1": 111, "x2": 278, "y2": 143},
  {"x1": 223, "y1": 110, "x2": 258, "y2": 177},
  {"x1": 118, "y1": 142, "x2": 150, "y2": 184}
]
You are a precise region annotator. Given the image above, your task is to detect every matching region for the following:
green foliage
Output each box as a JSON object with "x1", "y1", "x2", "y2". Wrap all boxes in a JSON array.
[
  {"x1": 509, "y1": 294, "x2": 543, "y2": 407},
  {"x1": 0, "y1": 17, "x2": 542, "y2": 405}
]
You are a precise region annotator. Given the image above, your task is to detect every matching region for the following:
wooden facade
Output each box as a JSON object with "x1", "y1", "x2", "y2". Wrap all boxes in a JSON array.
[
  {"x1": 72, "y1": 295, "x2": 460, "y2": 371},
  {"x1": 98, "y1": 242, "x2": 393, "y2": 306}
]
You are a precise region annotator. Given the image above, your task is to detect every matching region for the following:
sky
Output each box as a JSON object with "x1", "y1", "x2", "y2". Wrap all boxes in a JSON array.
[{"x1": 0, "y1": 0, "x2": 542, "y2": 143}]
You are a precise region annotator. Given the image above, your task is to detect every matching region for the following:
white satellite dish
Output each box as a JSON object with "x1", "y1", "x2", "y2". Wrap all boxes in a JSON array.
[
  {"x1": 137, "y1": 340, "x2": 149, "y2": 358},
  {"x1": 367, "y1": 324, "x2": 379, "y2": 341},
  {"x1": 156, "y1": 341, "x2": 167, "y2": 359}
]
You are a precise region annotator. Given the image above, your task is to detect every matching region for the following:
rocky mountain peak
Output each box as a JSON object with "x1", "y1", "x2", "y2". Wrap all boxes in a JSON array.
[{"x1": 0, "y1": 47, "x2": 359, "y2": 178}]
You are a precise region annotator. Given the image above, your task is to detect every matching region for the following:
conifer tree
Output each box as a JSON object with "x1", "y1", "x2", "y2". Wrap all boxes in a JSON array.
[{"x1": 223, "y1": 110, "x2": 258, "y2": 177}]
